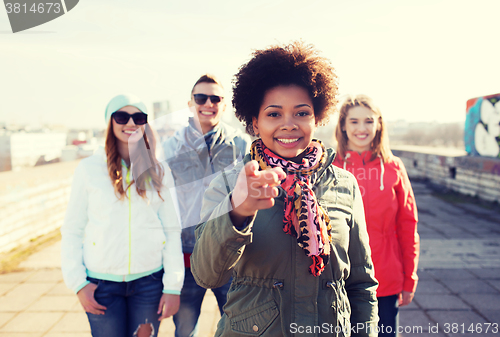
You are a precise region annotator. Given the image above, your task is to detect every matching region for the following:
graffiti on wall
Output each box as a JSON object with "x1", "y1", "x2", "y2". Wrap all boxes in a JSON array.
[{"x1": 465, "y1": 93, "x2": 500, "y2": 158}]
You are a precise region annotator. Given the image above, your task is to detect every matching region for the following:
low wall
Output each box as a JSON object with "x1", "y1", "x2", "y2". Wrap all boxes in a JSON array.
[
  {"x1": 0, "y1": 160, "x2": 80, "y2": 254},
  {"x1": 392, "y1": 146, "x2": 500, "y2": 203}
]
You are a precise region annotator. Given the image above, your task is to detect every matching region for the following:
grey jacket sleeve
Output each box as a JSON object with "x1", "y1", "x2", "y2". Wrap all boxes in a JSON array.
[
  {"x1": 191, "y1": 165, "x2": 254, "y2": 289},
  {"x1": 236, "y1": 134, "x2": 251, "y2": 156},
  {"x1": 345, "y1": 178, "x2": 379, "y2": 337}
]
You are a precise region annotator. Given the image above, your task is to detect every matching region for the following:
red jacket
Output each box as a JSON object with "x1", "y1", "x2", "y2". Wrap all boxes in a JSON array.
[{"x1": 333, "y1": 151, "x2": 419, "y2": 297}]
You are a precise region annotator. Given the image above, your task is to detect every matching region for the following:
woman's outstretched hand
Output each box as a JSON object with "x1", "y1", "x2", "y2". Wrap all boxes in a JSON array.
[
  {"x1": 230, "y1": 160, "x2": 286, "y2": 227},
  {"x1": 157, "y1": 294, "x2": 180, "y2": 320},
  {"x1": 77, "y1": 283, "x2": 107, "y2": 315}
]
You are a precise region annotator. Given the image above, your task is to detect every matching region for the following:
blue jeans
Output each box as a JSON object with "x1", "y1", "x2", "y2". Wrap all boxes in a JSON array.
[
  {"x1": 377, "y1": 295, "x2": 399, "y2": 337},
  {"x1": 86, "y1": 270, "x2": 164, "y2": 337},
  {"x1": 173, "y1": 268, "x2": 230, "y2": 337}
]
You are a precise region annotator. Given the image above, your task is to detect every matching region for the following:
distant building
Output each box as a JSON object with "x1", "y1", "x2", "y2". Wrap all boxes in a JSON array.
[
  {"x1": 0, "y1": 132, "x2": 67, "y2": 172},
  {"x1": 152, "y1": 100, "x2": 187, "y2": 140},
  {"x1": 153, "y1": 101, "x2": 172, "y2": 120}
]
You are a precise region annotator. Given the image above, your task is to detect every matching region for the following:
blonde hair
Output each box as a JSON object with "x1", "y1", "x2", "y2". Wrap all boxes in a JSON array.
[
  {"x1": 335, "y1": 94, "x2": 392, "y2": 162},
  {"x1": 104, "y1": 118, "x2": 164, "y2": 200}
]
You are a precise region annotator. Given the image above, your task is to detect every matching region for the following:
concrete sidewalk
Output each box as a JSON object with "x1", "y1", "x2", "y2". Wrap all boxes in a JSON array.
[
  {"x1": 0, "y1": 245, "x2": 220, "y2": 336},
  {"x1": 1, "y1": 181, "x2": 500, "y2": 336},
  {"x1": 398, "y1": 182, "x2": 500, "y2": 337}
]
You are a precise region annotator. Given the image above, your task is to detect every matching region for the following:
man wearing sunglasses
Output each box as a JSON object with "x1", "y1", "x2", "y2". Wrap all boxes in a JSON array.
[{"x1": 163, "y1": 74, "x2": 250, "y2": 337}]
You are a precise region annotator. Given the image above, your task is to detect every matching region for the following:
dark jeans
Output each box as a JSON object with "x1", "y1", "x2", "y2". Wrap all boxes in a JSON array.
[
  {"x1": 86, "y1": 270, "x2": 164, "y2": 337},
  {"x1": 377, "y1": 294, "x2": 399, "y2": 337},
  {"x1": 173, "y1": 267, "x2": 230, "y2": 337}
]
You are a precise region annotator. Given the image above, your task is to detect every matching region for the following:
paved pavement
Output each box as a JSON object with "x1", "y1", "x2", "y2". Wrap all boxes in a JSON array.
[
  {"x1": 1, "y1": 181, "x2": 500, "y2": 336},
  {"x1": 398, "y1": 182, "x2": 500, "y2": 337}
]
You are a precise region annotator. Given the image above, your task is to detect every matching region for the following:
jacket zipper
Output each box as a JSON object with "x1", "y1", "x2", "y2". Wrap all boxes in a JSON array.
[
  {"x1": 126, "y1": 168, "x2": 132, "y2": 275},
  {"x1": 360, "y1": 157, "x2": 370, "y2": 223}
]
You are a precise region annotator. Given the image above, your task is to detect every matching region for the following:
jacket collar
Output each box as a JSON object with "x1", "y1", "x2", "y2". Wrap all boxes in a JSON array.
[
  {"x1": 342, "y1": 150, "x2": 385, "y2": 191},
  {"x1": 174, "y1": 118, "x2": 224, "y2": 153},
  {"x1": 344, "y1": 150, "x2": 374, "y2": 164}
]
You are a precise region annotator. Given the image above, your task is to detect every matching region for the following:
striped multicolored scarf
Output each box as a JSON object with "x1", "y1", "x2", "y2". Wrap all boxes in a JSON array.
[{"x1": 250, "y1": 139, "x2": 332, "y2": 276}]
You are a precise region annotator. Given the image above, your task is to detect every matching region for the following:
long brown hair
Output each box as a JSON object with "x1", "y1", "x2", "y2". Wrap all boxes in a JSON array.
[
  {"x1": 105, "y1": 118, "x2": 164, "y2": 200},
  {"x1": 335, "y1": 94, "x2": 392, "y2": 163}
]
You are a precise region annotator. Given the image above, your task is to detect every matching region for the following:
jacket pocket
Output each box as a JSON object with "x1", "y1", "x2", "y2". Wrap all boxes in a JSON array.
[
  {"x1": 213, "y1": 149, "x2": 237, "y2": 171},
  {"x1": 168, "y1": 155, "x2": 200, "y2": 186},
  {"x1": 230, "y1": 300, "x2": 279, "y2": 335}
]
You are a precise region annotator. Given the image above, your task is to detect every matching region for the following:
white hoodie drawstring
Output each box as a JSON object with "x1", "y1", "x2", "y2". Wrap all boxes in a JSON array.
[
  {"x1": 343, "y1": 152, "x2": 351, "y2": 170},
  {"x1": 378, "y1": 154, "x2": 385, "y2": 191}
]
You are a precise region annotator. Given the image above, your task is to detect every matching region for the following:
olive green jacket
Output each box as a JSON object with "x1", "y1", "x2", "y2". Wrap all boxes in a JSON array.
[{"x1": 191, "y1": 150, "x2": 378, "y2": 336}]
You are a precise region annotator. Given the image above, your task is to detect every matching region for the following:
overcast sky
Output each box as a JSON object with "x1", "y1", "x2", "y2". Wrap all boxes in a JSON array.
[{"x1": 0, "y1": 0, "x2": 498, "y2": 129}]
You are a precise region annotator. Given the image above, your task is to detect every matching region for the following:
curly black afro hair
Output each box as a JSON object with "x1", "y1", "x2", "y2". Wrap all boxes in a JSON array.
[{"x1": 232, "y1": 41, "x2": 338, "y2": 136}]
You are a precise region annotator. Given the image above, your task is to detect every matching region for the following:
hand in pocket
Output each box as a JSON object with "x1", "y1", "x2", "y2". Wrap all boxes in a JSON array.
[{"x1": 77, "y1": 283, "x2": 107, "y2": 315}]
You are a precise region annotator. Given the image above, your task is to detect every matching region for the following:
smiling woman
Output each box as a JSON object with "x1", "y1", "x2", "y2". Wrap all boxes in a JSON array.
[
  {"x1": 252, "y1": 85, "x2": 316, "y2": 161},
  {"x1": 60, "y1": 94, "x2": 184, "y2": 337},
  {"x1": 333, "y1": 94, "x2": 419, "y2": 337},
  {"x1": 191, "y1": 41, "x2": 379, "y2": 337},
  {"x1": 111, "y1": 106, "x2": 148, "y2": 159}
]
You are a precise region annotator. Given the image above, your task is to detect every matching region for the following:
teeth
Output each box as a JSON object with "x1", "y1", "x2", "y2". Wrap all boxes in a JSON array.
[
  {"x1": 124, "y1": 130, "x2": 137, "y2": 134},
  {"x1": 201, "y1": 111, "x2": 213, "y2": 116},
  {"x1": 278, "y1": 138, "x2": 299, "y2": 144}
]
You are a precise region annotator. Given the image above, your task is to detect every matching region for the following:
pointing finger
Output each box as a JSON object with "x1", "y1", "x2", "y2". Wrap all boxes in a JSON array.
[
  {"x1": 244, "y1": 161, "x2": 259, "y2": 177},
  {"x1": 272, "y1": 167, "x2": 286, "y2": 180},
  {"x1": 257, "y1": 169, "x2": 283, "y2": 187}
]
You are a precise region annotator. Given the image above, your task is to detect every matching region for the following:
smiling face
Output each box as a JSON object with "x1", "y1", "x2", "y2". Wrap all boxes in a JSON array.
[
  {"x1": 253, "y1": 85, "x2": 316, "y2": 161},
  {"x1": 112, "y1": 105, "x2": 145, "y2": 146},
  {"x1": 188, "y1": 82, "x2": 226, "y2": 134},
  {"x1": 343, "y1": 105, "x2": 380, "y2": 153}
]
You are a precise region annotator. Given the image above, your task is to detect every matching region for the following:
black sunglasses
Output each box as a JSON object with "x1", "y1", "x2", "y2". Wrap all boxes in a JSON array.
[
  {"x1": 112, "y1": 111, "x2": 148, "y2": 125},
  {"x1": 193, "y1": 94, "x2": 223, "y2": 105}
]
